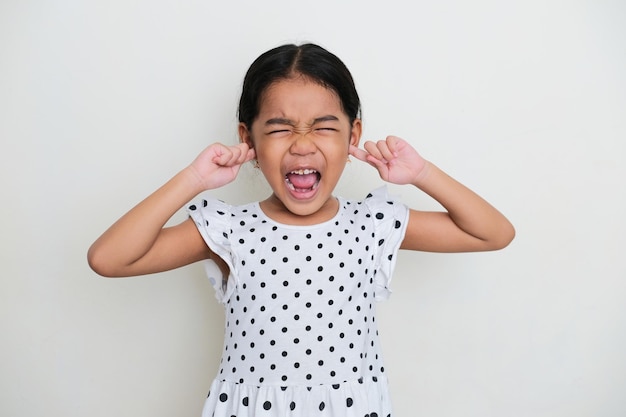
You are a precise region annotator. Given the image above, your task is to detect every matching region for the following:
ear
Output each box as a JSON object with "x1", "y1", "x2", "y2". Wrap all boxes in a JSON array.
[
  {"x1": 349, "y1": 118, "x2": 362, "y2": 148},
  {"x1": 238, "y1": 123, "x2": 254, "y2": 148}
]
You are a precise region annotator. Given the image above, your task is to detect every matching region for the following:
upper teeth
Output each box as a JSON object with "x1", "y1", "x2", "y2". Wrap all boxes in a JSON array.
[{"x1": 290, "y1": 169, "x2": 317, "y2": 175}]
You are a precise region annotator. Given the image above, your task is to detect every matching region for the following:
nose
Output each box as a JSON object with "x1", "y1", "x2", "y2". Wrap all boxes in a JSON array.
[{"x1": 289, "y1": 130, "x2": 316, "y2": 155}]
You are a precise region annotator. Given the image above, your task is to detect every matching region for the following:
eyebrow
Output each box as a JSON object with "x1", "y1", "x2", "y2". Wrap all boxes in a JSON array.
[{"x1": 264, "y1": 115, "x2": 340, "y2": 126}]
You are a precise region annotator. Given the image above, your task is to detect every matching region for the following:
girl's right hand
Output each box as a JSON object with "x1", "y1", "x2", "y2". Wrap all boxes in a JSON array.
[
  {"x1": 88, "y1": 142, "x2": 255, "y2": 278},
  {"x1": 188, "y1": 142, "x2": 256, "y2": 190}
]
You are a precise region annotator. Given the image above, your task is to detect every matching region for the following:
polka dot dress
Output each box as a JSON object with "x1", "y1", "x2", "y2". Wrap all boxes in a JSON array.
[{"x1": 188, "y1": 187, "x2": 409, "y2": 417}]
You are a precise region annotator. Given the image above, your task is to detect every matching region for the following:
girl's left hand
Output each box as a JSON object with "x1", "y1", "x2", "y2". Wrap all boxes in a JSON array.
[{"x1": 350, "y1": 136, "x2": 428, "y2": 185}]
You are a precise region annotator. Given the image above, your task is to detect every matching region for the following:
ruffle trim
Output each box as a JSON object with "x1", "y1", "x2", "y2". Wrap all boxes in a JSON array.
[
  {"x1": 363, "y1": 186, "x2": 409, "y2": 301},
  {"x1": 202, "y1": 376, "x2": 393, "y2": 417},
  {"x1": 187, "y1": 198, "x2": 238, "y2": 303}
]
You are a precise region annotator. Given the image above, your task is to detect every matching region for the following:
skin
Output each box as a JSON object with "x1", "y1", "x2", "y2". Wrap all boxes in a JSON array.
[
  {"x1": 87, "y1": 77, "x2": 515, "y2": 278},
  {"x1": 238, "y1": 76, "x2": 361, "y2": 225}
]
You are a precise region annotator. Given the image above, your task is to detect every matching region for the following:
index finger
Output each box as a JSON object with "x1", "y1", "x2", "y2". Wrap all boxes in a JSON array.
[{"x1": 349, "y1": 144, "x2": 370, "y2": 162}]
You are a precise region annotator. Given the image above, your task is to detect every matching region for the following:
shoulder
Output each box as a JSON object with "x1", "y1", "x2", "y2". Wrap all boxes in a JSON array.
[
  {"x1": 187, "y1": 197, "x2": 265, "y2": 237},
  {"x1": 361, "y1": 186, "x2": 409, "y2": 219},
  {"x1": 338, "y1": 186, "x2": 409, "y2": 233},
  {"x1": 188, "y1": 197, "x2": 259, "y2": 219}
]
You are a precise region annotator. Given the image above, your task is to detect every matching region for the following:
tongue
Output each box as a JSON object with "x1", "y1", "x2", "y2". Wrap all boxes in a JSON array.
[{"x1": 287, "y1": 173, "x2": 318, "y2": 190}]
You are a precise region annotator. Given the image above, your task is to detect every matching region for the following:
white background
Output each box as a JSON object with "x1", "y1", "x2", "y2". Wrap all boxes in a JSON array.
[{"x1": 1, "y1": 0, "x2": 625, "y2": 416}]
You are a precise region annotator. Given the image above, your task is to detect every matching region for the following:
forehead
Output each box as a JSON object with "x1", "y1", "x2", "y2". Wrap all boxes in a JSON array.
[{"x1": 257, "y1": 78, "x2": 345, "y2": 121}]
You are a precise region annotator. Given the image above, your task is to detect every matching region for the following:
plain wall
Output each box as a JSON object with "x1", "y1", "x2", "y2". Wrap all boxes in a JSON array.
[{"x1": 1, "y1": 0, "x2": 625, "y2": 416}]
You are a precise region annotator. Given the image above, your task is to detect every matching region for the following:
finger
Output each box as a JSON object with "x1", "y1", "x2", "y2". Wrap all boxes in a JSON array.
[
  {"x1": 363, "y1": 141, "x2": 384, "y2": 162},
  {"x1": 349, "y1": 144, "x2": 370, "y2": 162},
  {"x1": 230, "y1": 143, "x2": 256, "y2": 166},
  {"x1": 232, "y1": 143, "x2": 252, "y2": 165},
  {"x1": 360, "y1": 143, "x2": 389, "y2": 169},
  {"x1": 385, "y1": 135, "x2": 402, "y2": 152},
  {"x1": 209, "y1": 144, "x2": 229, "y2": 165},
  {"x1": 245, "y1": 147, "x2": 256, "y2": 163},
  {"x1": 376, "y1": 139, "x2": 396, "y2": 162},
  {"x1": 212, "y1": 144, "x2": 240, "y2": 166},
  {"x1": 228, "y1": 143, "x2": 256, "y2": 166}
]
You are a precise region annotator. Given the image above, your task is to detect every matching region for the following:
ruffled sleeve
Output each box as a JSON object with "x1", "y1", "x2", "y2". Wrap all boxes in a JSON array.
[
  {"x1": 187, "y1": 198, "x2": 238, "y2": 303},
  {"x1": 363, "y1": 186, "x2": 409, "y2": 301}
]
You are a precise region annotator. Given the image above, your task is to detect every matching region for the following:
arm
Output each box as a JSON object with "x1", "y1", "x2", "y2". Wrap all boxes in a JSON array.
[
  {"x1": 87, "y1": 142, "x2": 255, "y2": 277},
  {"x1": 350, "y1": 136, "x2": 515, "y2": 252}
]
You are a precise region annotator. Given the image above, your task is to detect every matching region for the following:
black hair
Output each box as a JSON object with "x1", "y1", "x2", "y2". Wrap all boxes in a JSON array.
[{"x1": 238, "y1": 43, "x2": 361, "y2": 129}]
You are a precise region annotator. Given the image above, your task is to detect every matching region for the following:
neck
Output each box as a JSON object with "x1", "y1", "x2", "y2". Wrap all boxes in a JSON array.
[{"x1": 260, "y1": 194, "x2": 339, "y2": 226}]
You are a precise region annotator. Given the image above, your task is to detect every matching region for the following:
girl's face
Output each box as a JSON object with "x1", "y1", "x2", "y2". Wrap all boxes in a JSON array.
[{"x1": 239, "y1": 76, "x2": 361, "y2": 224}]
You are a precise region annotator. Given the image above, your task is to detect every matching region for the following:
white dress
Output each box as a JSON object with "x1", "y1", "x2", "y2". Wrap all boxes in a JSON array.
[{"x1": 187, "y1": 187, "x2": 409, "y2": 417}]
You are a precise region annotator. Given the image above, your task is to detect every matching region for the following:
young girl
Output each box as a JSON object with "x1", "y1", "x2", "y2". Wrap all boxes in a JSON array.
[{"x1": 88, "y1": 43, "x2": 514, "y2": 417}]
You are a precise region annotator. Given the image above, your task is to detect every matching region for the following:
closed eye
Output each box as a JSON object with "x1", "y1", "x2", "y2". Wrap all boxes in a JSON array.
[{"x1": 313, "y1": 127, "x2": 340, "y2": 136}]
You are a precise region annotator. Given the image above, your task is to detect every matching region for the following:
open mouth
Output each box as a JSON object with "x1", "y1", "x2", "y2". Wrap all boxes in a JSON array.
[{"x1": 285, "y1": 169, "x2": 321, "y2": 193}]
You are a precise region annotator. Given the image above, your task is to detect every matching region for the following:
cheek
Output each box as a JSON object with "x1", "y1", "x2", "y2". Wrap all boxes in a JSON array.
[{"x1": 255, "y1": 147, "x2": 283, "y2": 174}]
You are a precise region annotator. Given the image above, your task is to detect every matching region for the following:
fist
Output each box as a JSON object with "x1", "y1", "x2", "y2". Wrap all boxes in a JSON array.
[{"x1": 188, "y1": 142, "x2": 256, "y2": 190}]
